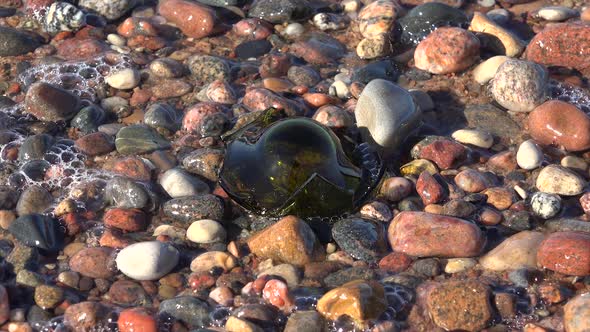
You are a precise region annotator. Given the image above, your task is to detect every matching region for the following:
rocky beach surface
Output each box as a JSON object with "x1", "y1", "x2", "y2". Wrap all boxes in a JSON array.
[{"x1": 0, "y1": 0, "x2": 589, "y2": 331}]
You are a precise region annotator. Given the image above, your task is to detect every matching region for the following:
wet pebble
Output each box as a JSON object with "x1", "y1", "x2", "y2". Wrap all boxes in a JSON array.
[
  {"x1": 115, "y1": 125, "x2": 171, "y2": 155},
  {"x1": 64, "y1": 301, "x2": 110, "y2": 331},
  {"x1": 357, "y1": 0, "x2": 402, "y2": 38},
  {"x1": 563, "y1": 293, "x2": 590, "y2": 332},
  {"x1": 317, "y1": 280, "x2": 386, "y2": 322},
  {"x1": 491, "y1": 59, "x2": 548, "y2": 113},
  {"x1": 105, "y1": 177, "x2": 150, "y2": 209},
  {"x1": 159, "y1": 296, "x2": 210, "y2": 327},
  {"x1": 332, "y1": 218, "x2": 383, "y2": 263},
  {"x1": 480, "y1": 231, "x2": 545, "y2": 271},
  {"x1": 190, "y1": 251, "x2": 237, "y2": 272},
  {"x1": 248, "y1": 0, "x2": 311, "y2": 24},
  {"x1": 16, "y1": 185, "x2": 53, "y2": 216},
  {"x1": 24, "y1": 82, "x2": 81, "y2": 122},
  {"x1": 143, "y1": 103, "x2": 180, "y2": 133},
  {"x1": 103, "y1": 208, "x2": 147, "y2": 232},
  {"x1": 116, "y1": 241, "x2": 179, "y2": 280},
  {"x1": 9, "y1": 214, "x2": 64, "y2": 252},
  {"x1": 187, "y1": 219, "x2": 226, "y2": 244},
  {"x1": 444, "y1": 258, "x2": 476, "y2": 274},
  {"x1": 149, "y1": 58, "x2": 185, "y2": 78},
  {"x1": 69, "y1": 247, "x2": 115, "y2": 279},
  {"x1": 158, "y1": 0, "x2": 217, "y2": 39},
  {"x1": 0, "y1": 26, "x2": 41, "y2": 56},
  {"x1": 516, "y1": 140, "x2": 543, "y2": 170},
  {"x1": 163, "y1": 194, "x2": 224, "y2": 223},
  {"x1": 414, "y1": 27, "x2": 479, "y2": 74},
  {"x1": 537, "y1": 6, "x2": 578, "y2": 22},
  {"x1": 397, "y1": 2, "x2": 468, "y2": 47},
  {"x1": 355, "y1": 79, "x2": 420, "y2": 153},
  {"x1": 530, "y1": 192, "x2": 561, "y2": 219},
  {"x1": 118, "y1": 308, "x2": 157, "y2": 332},
  {"x1": 537, "y1": 231, "x2": 590, "y2": 276},
  {"x1": 536, "y1": 165, "x2": 586, "y2": 196},
  {"x1": 160, "y1": 168, "x2": 209, "y2": 198}
]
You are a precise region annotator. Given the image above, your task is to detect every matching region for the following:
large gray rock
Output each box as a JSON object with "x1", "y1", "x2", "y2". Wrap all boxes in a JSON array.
[
  {"x1": 0, "y1": 27, "x2": 40, "y2": 56},
  {"x1": 355, "y1": 79, "x2": 421, "y2": 153}
]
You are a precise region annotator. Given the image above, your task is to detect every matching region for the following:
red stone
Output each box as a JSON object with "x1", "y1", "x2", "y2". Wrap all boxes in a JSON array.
[
  {"x1": 118, "y1": 308, "x2": 157, "y2": 332},
  {"x1": 188, "y1": 272, "x2": 216, "y2": 291},
  {"x1": 232, "y1": 18, "x2": 272, "y2": 40},
  {"x1": 416, "y1": 171, "x2": 445, "y2": 205},
  {"x1": 525, "y1": 23, "x2": 590, "y2": 77},
  {"x1": 488, "y1": 151, "x2": 517, "y2": 174},
  {"x1": 117, "y1": 17, "x2": 158, "y2": 38},
  {"x1": 61, "y1": 213, "x2": 82, "y2": 236},
  {"x1": 262, "y1": 279, "x2": 293, "y2": 309},
  {"x1": 64, "y1": 302, "x2": 110, "y2": 332},
  {"x1": 242, "y1": 87, "x2": 304, "y2": 116},
  {"x1": 103, "y1": 208, "x2": 147, "y2": 232},
  {"x1": 419, "y1": 139, "x2": 466, "y2": 170},
  {"x1": 378, "y1": 252, "x2": 413, "y2": 273},
  {"x1": 414, "y1": 27, "x2": 480, "y2": 74},
  {"x1": 56, "y1": 38, "x2": 109, "y2": 60},
  {"x1": 580, "y1": 192, "x2": 590, "y2": 215},
  {"x1": 107, "y1": 156, "x2": 152, "y2": 181},
  {"x1": 388, "y1": 211, "x2": 485, "y2": 257},
  {"x1": 158, "y1": 0, "x2": 218, "y2": 39},
  {"x1": 130, "y1": 88, "x2": 152, "y2": 107},
  {"x1": 527, "y1": 100, "x2": 590, "y2": 152},
  {"x1": 99, "y1": 229, "x2": 130, "y2": 249},
  {"x1": 127, "y1": 35, "x2": 167, "y2": 51},
  {"x1": 75, "y1": 132, "x2": 115, "y2": 156},
  {"x1": 69, "y1": 247, "x2": 115, "y2": 279},
  {"x1": 182, "y1": 102, "x2": 228, "y2": 134},
  {"x1": 537, "y1": 231, "x2": 590, "y2": 276},
  {"x1": 259, "y1": 53, "x2": 291, "y2": 78}
]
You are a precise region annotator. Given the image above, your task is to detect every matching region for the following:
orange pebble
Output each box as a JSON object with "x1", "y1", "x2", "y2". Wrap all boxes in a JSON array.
[
  {"x1": 303, "y1": 93, "x2": 336, "y2": 108},
  {"x1": 118, "y1": 308, "x2": 158, "y2": 332}
]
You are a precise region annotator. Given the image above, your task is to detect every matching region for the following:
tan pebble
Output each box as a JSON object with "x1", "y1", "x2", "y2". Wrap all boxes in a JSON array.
[
  {"x1": 472, "y1": 56, "x2": 510, "y2": 85},
  {"x1": 0, "y1": 210, "x2": 15, "y2": 230},
  {"x1": 190, "y1": 251, "x2": 237, "y2": 273},
  {"x1": 469, "y1": 12, "x2": 525, "y2": 57},
  {"x1": 451, "y1": 129, "x2": 493, "y2": 148},
  {"x1": 225, "y1": 316, "x2": 263, "y2": 332}
]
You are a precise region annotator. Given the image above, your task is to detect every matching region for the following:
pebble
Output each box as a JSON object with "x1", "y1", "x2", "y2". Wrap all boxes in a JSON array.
[
  {"x1": 159, "y1": 168, "x2": 209, "y2": 198},
  {"x1": 247, "y1": 0, "x2": 311, "y2": 24},
  {"x1": 444, "y1": 258, "x2": 476, "y2": 273},
  {"x1": 16, "y1": 185, "x2": 53, "y2": 216},
  {"x1": 357, "y1": 0, "x2": 402, "y2": 39},
  {"x1": 379, "y1": 177, "x2": 412, "y2": 201},
  {"x1": 451, "y1": 129, "x2": 493, "y2": 148},
  {"x1": 284, "y1": 311, "x2": 325, "y2": 332},
  {"x1": 118, "y1": 308, "x2": 157, "y2": 332},
  {"x1": 480, "y1": 231, "x2": 545, "y2": 271},
  {"x1": 427, "y1": 280, "x2": 492, "y2": 331},
  {"x1": 530, "y1": 192, "x2": 561, "y2": 219},
  {"x1": 24, "y1": 82, "x2": 81, "y2": 122},
  {"x1": 247, "y1": 215, "x2": 324, "y2": 266},
  {"x1": 182, "y1": 148, "x2": 224, "y2": 181},
  {"x1": 454, "y1": 169, "x2": 490, "y2": 193},
  {"x1": 312, "y1": 13, "x2": 349, "y2": 31},
  {"x1": 282, "y1": 23, "x2": 305, "y2": 38},
  {"x1": 158, "y1": 0, "x2": 217, "y2": 39},
  {"x1": 316, "y1": 280, "x2": 386, "y2": 322},
  {"x1": 538, "y1": 6, "x2": 577, "y2": 22},
  {"x1": 143, "y1": 103, "x2": 180, "y2": 133},
  {"x1": 536, "y1": 165, "x2": 586, "y2": 196},
  {"x1": 527, "y1": 100, "x2": 590, "y2": 152},
  {"x1": 115, "y1": 125, "x2": 171, "y2": 155},
  {"x1": 388, "y1": 211, "x2": 485, "y2": 257},
  {"x1": 414, "y1": 27, "x2": 480, "y2": 74},
  {"x1": 105, "y1": 177, "x2": 151, "y2": 209},
  {"x1": 537, "y1": 231, "x2": 590, "y2": 276},
  {"x1": 64, "y1": 302, "x2": 110, "y2": 331},
  {"x1": 103, "y1": 208, "x2": 147, "y2": 232},
  {"x1": 331, "y1": 218, "x2": 383, "y2": 263},
  {"x1": 190, "y1": 251, "x2": 237, "y2": 273},
  {"x1": 469, "y1": 12, "x2": 525, "y2": 57},
  {"x1": 159, "y1": 296, "x2": 210, "y2": 328},
  {"x1": 69, "y1": 247, "x2": 115, "y2": 279},
  {"x1": 75, "y1": 132, "x2": 115, "y2": 156},
  {"x1": 352, "y1": 60, "x2": 401, "y2": 84},
  {"x1": 564, "y1": 293, "x2": 590, "y2": 332},
  {"x1": 226, "y1": 316, "x2": 263, "y2": 332},
  {"x1": 0, "y1": 26, "x2": 41, "y2": 56},
  {"x1": 34, "y1": 285, "x2": 63, "y2": 309},
  {"x1": 397, "y1": 3, "x2": 468, "y2": 47},
  {"x1": 525, "y1": 23, "x2": 590, "y2": 77},
  {"x1": 418, "y1": 138, "x2": 466, "y2": 170},
  {"x1": 416, "y1": 171, "x2": 445, "y2": 205},
  {"x1": 472, "y1": 56, "x2": 509, "y2": 85},
  {"x1": 163, "y1": 194, "x2": 224, "y2": 223},
  {"x1": 491, "y1": 59, "x2": 549, "y2": 112},
  {"x1": 355, "y1": 79, "x2": 420, "y2": 153},
  {"x1": 487, "y1": 8, "x2": 510, "y2": 24},
  {"x1": 516, "y1": 140, "x2": 543, "y2": 170},
  {"x1": 106, "y1": 68, "x2": 141, "y2": 90},
  {"x1": 149, "y1": 58, "x2": 185, "y2": 78},
  {"x1": 186, "y1": 219, "x2": 226, "y2": 244},
  {"x1": 17, "y1": 134, "x2": 54, "y2": 162},
  {"x1": 561, "y1": 155, "x2": 587, "y2": 172},
  {"x1": 8, "y1": 214, "x2": 64, "y2": 252},
  {"x1": 116, "y1": 241, "x2": 179, "y2": 280},
  {"x1": 287, "y1": 66, "x2": 320, "y2": 87}
]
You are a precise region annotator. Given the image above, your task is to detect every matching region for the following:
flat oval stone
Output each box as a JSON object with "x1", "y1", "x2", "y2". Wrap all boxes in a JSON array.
[
  {"x1": 388, "y1": 211, "x2": 485, "y2": 257},
  {"x1": 116, "y1": 241, "x2": 180, "y2": 280},
  {"x1": 162, "y1": 194, "x2": 224, "y2": 223},
  {"x1": 115, "y1": 125, "x2": 171, "y2": 155},
  {"x1": 8, "y1": 214, "x2": 65, "y2": 252},
  {"x1": 0, "y1": 26, "x2": 41, "y2": 56},
  {"x1": 537, "y1": 231, "x2": 590, "y2": 276},
  {"x1": 24, "y1": 83, "x2": 81, "y2": 122},
  {"x1": 186, "y1": 219, "x2": 226, "y2": 244},
  {"x1": 527, "y1": 100, "x2": 590, "y2": 152},
  {"x1": 536, "y1": 165, "x2": 586, "y2": 196}
]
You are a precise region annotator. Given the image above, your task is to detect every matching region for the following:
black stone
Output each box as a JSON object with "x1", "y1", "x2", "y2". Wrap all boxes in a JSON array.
[
  {"x1": 159, "y1": 296, "x2": 211, "y2": 328},
  {"x1": 8, "y1": 214, "x2": 65, "y2": 252},
  {"x1": 70, "y1": 104, "x2": 106, "y2": 134},
  {"x1": 144, "y1": 103, "x2": 180, "y2": 133},
  {"x1": 235, "y1": 40, "x2": 272, "y2": 59},
  {"x1": 331, "y1": 218, "x2": 383, "y2": 263},
  {"x1": 352, "y1": 60, "x2": 402, "y2": 84},
  {"x1": 163, "y1": 194, "x2": 225, "y2": 223},
  {"x1": 105, "y1": 177, "x2": 151, "y2": 209},
  {"x1": 248, "y1": 0, "x2": 311, "y2": 23},
  {"x1": 17, "y1": 134, "x2": 54, "y2": 162},
  {"x1": 0, "y1": 27, "x2": 41, "y2": 57}
]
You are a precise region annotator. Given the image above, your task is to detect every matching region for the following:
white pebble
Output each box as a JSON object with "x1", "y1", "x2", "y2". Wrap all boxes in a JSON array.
[
  {"x1": 329, "y1": 80, "x2": 350, "y2": 98},
  {"x1": 516, "y1": 140, "x2": 543, "y2": 170},
  {"x1": 561, "y1": 155, "x2": 588, "y2": 171},
  {"x1": 451, "y1": 129, "x2": 494, "y2": 148},
  {"x1": 444, "y1": 258, "x2": 476, "y2": 273},
  {"x1": 187, "y1": 219, "x2": 226, "y2": 244},
  {"x1": 106, "y1": 68, "x2": 140, "y2": 89},
  {"x1": 283, "y1": 23, "x2": 304, "y2": 39},
  {"x1": 107, "y1": 33, "x2": 126, "y2": 46},
  {"x1": 472, "y1": 56, "x2": 509, "y2": 85},
  {"x1": 159, "y1": 168, "x2": 209, "y2": 198},
  {"x1": 514, "y1": 185, "x2": 527, "y2": 199},
  {"x1": 538, "y1": 6, "x2": 577, "y2": 21},
  {"x1": 342, "y1": 0, "x2": 360, "y2": 13},
  {"x1": 477, "y1": 0, "x2": 495, "y2": 7},
  {"x1": 530, "y1": 191, "x2": 561, "y2": 219},
  {"x1": 116, "y1": 241, "x2": 179, "y2": 280}
]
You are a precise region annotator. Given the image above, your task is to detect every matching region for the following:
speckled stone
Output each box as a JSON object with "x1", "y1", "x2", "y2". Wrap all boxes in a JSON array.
[
  {"x1": 414, "y1": 27, "x2": 479, "y2": 74},
  {"x1": 490, "y1": 59, "x2": 548, "y2": 113}
]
